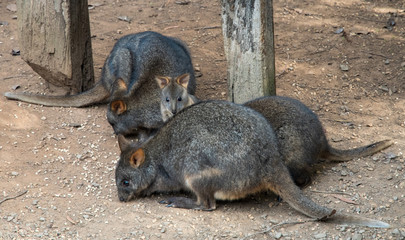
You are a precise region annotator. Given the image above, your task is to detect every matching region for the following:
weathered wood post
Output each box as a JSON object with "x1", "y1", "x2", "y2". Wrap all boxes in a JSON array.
[
  {"x1": 221, "y1": 0, "x2": 276, "y2": 103},
  {"x1": 17, "y1": 0, "x2": 94, "y2": 94}
]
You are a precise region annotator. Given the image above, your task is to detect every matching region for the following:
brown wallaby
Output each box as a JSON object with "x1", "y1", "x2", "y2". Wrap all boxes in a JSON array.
[
  {"x1": 115, "y1": 100, "x2": 390, "y2": 228},
  {"x1": 154, "y1": 92, "x2": 392, "y2": 187},
  {"x1": 155, "y1": 73, "x2": 199, "y2": 121},
  {"x1": 5, "y1": 31, "x2": 196, "y2": 139}
]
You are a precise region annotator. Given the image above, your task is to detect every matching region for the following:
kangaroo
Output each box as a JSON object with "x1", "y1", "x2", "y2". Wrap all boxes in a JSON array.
[
  {"x1": 155, "y1": 73, "x2": 199, "y2": 121},
  {"x1": 115, "y1": 100, "x2": 389, "y2": 228},
  {"x1": 155, "y1": 92, "x2": 392, "y2": 187},
  {"x1": 5, "y1": 31, "x2": 196, "y2": 139}
]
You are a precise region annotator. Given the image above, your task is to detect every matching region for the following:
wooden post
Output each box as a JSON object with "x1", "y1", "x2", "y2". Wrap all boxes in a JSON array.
[
  {"x1": 17, "y1": 0, "x2": 94, "y2": 94},
  {"x1": 221, "y1": 0, "x2": 276, "y2": 103}
]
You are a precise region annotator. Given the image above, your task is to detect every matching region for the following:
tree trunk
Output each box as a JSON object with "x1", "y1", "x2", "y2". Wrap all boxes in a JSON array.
[
  {"x1": 221, "y1": 0, "x2": 276, "y2": 103},
  {"x1": 17, "y1": 0, "x2": 94, "y2": 94}
]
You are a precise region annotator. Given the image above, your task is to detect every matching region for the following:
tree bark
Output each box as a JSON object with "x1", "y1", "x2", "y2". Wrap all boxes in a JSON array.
[
  {"x1": 221, "y1": 0, "x2": 276, "y2": 103},
  {"x1": 17, "y1": 0, "x2": 94, "y2": 94}
]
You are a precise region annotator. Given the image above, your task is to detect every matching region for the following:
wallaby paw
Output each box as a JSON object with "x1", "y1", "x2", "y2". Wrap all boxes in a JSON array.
[{"x1": 159, "y1": 197, "x2": 211, "y2": 210}]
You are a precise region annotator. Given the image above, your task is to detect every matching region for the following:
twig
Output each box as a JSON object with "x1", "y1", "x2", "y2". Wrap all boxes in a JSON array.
[
  {"x1": 194, "y1": 25, "x2": 221, "y2": 31},
  {"x1": 0, "y1": 190, "x2": 28, "y2": 205},
  {"x1": 361, "y1": 51, "x2": 388, "y2": 59},
  {"x1": 310, "y1": 190, "x2": 351, "y2": 196},
  {"x1": 242, "y1": 219, "x2": 318, "y2": 240},
  {"x1": 66, "y1": 215, "x2": 77, "y2": 225}
]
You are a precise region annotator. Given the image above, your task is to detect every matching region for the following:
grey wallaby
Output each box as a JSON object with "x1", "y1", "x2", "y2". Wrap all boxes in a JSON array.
[
  {"x1": 5, "y1": 31, "x2": 196, "y2": 139},
  {"x1": 115, "y1": 100, "x2": 390, "y2": 228},
  {"x1": 155, "y1": 91, "x2": 392, "y2": 187},
  {"x1": 155, "y1": 73, "x2": 198, "y2": 122}
]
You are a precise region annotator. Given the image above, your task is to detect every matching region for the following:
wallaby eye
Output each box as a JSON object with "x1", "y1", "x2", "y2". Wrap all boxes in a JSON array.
[
  {"x1": 165, "y1": 97, "x2": 170, "y2": 102},
  {"x1": 177, "y1": 97, "x2": 182, "y2": 102},
  {"x1": 122, "y1": 179, "x2": 130, "y2": 187}
]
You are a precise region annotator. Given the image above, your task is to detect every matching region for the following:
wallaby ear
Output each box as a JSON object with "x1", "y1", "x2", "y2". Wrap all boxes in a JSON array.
[
  {"x1": 129, "y1": 148, "x2": 145, "y2": 168},
  {"x1": 176, "y1": 73, "x2": 190, "y2": 89},
  {"x1": 118, "y1": 134, "x2": 132, "y2": 152},
  {"x1": 110, "y1": 100, "x2": 127, "y2": 115},
  {"x1": 155, "y1": 76, "x2": 171, "y2": 89}
]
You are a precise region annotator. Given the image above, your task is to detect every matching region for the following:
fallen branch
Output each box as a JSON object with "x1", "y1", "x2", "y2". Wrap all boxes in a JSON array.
[
  {"x1": 310, "y1": 190, "x2": 351, "y2": 196},
  {"x1": 0, "y1": 190, "x2": 28, "y2": 205},
  {"x1": 242, "y1": 218, "x2": 318, "y2": 240}
]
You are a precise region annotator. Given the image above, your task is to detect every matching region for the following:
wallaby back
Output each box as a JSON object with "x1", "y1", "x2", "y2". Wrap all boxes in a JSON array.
[
  {"x1": 244, "y1": 96, "x2": 393, "y2": 187},
  {"x1": 155, "y1": 73, "x2": 199, "y2": 121},
  {"x1": 115, "y1": 100, "x2": 390, "y2": 228}
]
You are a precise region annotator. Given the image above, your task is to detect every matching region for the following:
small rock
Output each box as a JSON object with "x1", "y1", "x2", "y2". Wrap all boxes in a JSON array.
[
  {"x1": 274, "y1": 232, "x2": 282, "y2": 239},
  {"x1": 7, "y1": 213, "x2": 17, "y2": 222},
  {"x1": 340, "y1": 64, "x2": 349, "y2": 71},
  {"x1": 18, "y1": 229, "x2": 26, "y2": 237},
  {"x1": 11, "y1": 49, "x2": 20, "y2": 56},
  {"x1": 401, "y1": 62, "x2": 405, "y2": 68},
  {"x1": 32, "y1": 199, "x2": 39, "y2": 205},
  {"x1": 334, "y1": 28, "x2": 344, "y2": 34},
  {"x1": 118, "y1": 16, "x2": 132, "y2": 23},
  {"x1": 314, "y1": 232, "x2": 327, "y2": 239},
  {"x1": 384, "y1": 59, "x2": 390, "y2": 65},
  {"x1": 39, "y1": 217, "x2": 46, "y2": 222},
  {"x1": 11, "y1": 171, "x2": 19, "y2": 176},
  {"x1": 385, "y1": 152, "x2": 398, "y2": 160},
  {"x1": 352, "y1": 233, "x2": 363, "y2": 240},
  {"x1": 391, "y1": 228, "x2": 402, "y2": 236},
  {"x1": 341, "y1": 170, "x2": 348, "y2": 176}
]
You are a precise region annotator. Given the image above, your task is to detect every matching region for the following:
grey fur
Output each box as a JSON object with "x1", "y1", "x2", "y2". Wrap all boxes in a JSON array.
[
  {"x1": 115, "y1": 100, "x2": 389, "y2": 228},
  {"x1": 155, "y1": 92, "x2": 392, "y2": 187}
]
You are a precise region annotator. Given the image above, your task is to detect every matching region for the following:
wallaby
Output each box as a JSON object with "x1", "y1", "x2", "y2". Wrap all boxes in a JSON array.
[
  {"x1": 115, "y1": 100, "x2": 389, "y2": 228},
  {"x1": 244, "y1": 96, "x2": 392, "y2": 187},
  {"x1": 155, "y1": 92, "x2": 392, "y2": 187},
  {"x1": 5, "y1": 31, "x2": 196, "y2": 139},
  {"x1": 155, "y1": 73, "x2": 199, "y2": 121}
]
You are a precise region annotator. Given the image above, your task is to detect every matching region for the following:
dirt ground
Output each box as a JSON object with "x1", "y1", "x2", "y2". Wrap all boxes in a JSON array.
[{"x1": 0, "y1": 0, "x2": 404, "y2": 239}]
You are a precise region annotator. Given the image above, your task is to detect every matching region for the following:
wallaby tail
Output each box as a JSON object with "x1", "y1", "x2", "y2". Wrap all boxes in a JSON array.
[
  {"x1": 272, "y1": 166, "x2": 390, "y2": 228},
  {"x1": 4, "y1": 81, "x2": 109, "y2": 107},
  {"x1": 324, "y1": 139, "x2": 393, "y2": 161}
]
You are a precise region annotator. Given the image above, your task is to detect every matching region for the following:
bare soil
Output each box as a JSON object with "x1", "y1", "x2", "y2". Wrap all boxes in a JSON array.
[{"x1": 1, "y1": 0, "x2": 404, "y2": 239}]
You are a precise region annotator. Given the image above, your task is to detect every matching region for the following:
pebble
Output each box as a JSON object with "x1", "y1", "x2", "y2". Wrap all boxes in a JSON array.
[
  {"x1": 314, "y1": 232, "x2": 327, "y2": 239},
  {"x1": 352, "y1": 233, "x2": 363, "y2": 240},
  {"x1": 7, "y1": 213, "x2": 17, "y2": 222},
  {"x1": 11, "y1": 171, "x2": 19, "y2": 176},
  {"x1": 391, "y1": 228, "x2": 402, "y2": 237},
  {"x1": 340, "y1": 64, "x2": 349, "y2": 71},
  {"x1": 274, "y1": 232, "x2": 282, "y2": 239}
]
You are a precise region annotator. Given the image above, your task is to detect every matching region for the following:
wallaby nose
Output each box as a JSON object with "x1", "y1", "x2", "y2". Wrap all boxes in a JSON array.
[
  {"x1": 172, "y1": 110, "x2": 177, "y2": 114},
  {"x1": 119, "y1": 196, "x2": 125, "y2": 202}
]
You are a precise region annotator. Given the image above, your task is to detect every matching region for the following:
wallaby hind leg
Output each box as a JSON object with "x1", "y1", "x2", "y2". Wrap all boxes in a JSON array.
[{"x1": 160, "y1": 172, "x2": 218, "y2": 210}]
